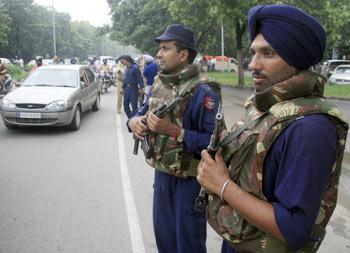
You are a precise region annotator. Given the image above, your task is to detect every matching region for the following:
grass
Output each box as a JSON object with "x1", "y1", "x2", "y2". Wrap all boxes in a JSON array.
[
  {"x1": 324, "y1": 84, "x2": 350, "y2": 98},
  {"x1": 208, "y1": 71, "x2": 350, "y2": 98},
  {"x1": 207, "y1": 71, "x2": 253, "y2": 87}
]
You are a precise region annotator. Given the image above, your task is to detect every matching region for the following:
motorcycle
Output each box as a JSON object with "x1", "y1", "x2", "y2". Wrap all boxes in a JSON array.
[
  {"x1": 0, "y1": 74, "x2": 13, "y2": 95},
  {"x1": 99, "y1": 71, "x2": 113, "y2": 94}
]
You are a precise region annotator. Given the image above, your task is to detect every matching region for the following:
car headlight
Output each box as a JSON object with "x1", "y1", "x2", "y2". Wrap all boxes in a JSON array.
[
  {"x1": 2, "y1": 98, "x2": 16, "y2": 109},
  {"x1": 46, "y1": 100, "x2": 66, "y2": 111}
]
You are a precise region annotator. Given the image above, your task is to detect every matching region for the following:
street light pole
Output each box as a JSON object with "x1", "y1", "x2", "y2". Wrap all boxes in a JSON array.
[
  {"x1": 221, "y1": 23, "x2": 224, "y2": 58},
  {"x1": 221, "y1": 23, "x2": 224, "y2": 71},
  {"x1": 52, "y1": 0, "x2": 57, "y2": 56}
]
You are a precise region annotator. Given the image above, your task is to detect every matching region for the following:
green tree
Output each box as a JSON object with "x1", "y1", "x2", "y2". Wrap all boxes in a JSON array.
[
  {"x1": 0, "y1": 2, "x2": 10, "y2": 48},
  {"x1": 108, "y1": 0, "x2": 174, "y2": 55},
  {"x1": 276, "y1": 0, "x2": 350, "y2": 59}
]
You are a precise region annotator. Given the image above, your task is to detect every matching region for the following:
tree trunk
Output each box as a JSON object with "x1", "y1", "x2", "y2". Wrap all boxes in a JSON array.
[{"x1": 235, "y1": 20, "x2": 246, "y2": 87}]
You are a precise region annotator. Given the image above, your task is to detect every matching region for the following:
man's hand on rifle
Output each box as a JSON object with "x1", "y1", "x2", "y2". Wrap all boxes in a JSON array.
[
  {"x1": 147, "y1": 112, "x2": 178, "y2": 136},
  {"x1": 197, "y1": 149, "x2": 230, "y2": 196},
  {"x1": 128, "y1": 116, "x2": 149, "y2": 139}
]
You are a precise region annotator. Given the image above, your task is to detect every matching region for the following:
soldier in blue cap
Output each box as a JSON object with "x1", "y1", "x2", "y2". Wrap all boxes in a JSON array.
[
  {"x1": 128, "y1": 24, "x2": 222, "y2": 252},
  {"x1": 197, "y1": 4, "x2": 348, "y2": 253}
]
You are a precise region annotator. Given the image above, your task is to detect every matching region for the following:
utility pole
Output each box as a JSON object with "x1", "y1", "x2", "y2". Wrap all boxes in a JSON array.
[
  {"x1": 52, "y1": 0, "x2": 57, "y2": 56},
  {"x1": 221, "y1": 23, "x2": 225, "y2": 71}
]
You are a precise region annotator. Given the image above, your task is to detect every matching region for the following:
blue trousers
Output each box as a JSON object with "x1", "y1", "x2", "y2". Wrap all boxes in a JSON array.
[
  {"x1": 123, "y1": 85, "x2": 138, "y2": 118},
  {"x1": 221, "y1": 241, "x2": 236, "y2": 253},
  {"x1": 153, "y1": 170, "x2": 207, "y2": 253}
]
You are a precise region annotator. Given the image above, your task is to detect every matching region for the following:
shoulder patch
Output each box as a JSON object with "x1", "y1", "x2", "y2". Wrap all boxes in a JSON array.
[{"x1": 204, "y1": 96, "x2": 215, "y2": 111}]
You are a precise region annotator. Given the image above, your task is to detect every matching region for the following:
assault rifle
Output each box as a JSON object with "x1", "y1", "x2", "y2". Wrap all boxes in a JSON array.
[
  {"x1": 194, "y1": 103, "x2": 223, "y2": 213},
  {"x1": 133, "y1": 96, "x2": 183, "y2": 158}
]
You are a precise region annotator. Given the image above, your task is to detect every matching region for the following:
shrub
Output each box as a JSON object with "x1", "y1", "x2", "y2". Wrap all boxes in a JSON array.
[{"x1": 5, "y1": 64, "x2": 29, "y2": 81}]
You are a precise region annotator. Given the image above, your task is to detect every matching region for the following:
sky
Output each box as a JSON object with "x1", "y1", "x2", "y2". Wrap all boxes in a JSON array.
[{"x1": 34, "y1": 0, "x2": 111, "y2": 27}]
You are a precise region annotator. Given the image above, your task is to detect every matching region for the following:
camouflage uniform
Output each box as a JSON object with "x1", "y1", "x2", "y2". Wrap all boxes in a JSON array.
[
  {"x1": 143, "y1": 64, "x2": 221, "y2": 252},
  {"x1": 208, "y1": 71, "x2": 348, "y2": 252}
]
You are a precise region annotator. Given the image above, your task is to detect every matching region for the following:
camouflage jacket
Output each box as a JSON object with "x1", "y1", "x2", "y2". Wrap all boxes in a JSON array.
[
  {"x1": 145, "y1": 64, "x2": 220, "y2": 178},
  {"x1": 207, "y1": 71, "x2": 348, "y2": 252}
]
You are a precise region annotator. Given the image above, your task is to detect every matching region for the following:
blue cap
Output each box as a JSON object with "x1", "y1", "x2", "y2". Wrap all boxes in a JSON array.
[{"x1": 155, "y1": 24, "x2": 197, "y2": 51}]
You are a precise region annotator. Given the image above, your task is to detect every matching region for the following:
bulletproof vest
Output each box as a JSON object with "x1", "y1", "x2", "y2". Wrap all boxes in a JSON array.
[
  {"x1": 145, "y1": 64, "x2": 221, "y2": 178},
  {"x1": 207, "y1": 71, "x2": 349, "y2": 252}
]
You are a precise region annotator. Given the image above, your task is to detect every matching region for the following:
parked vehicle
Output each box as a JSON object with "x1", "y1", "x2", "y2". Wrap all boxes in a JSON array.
[
  {"x1": 27, "y1": 59, "x2": 54, "y2": 66},
  {"x1": 321, "y1": 59, "x2": 350, "y2": 78},
  {"x1": 328, "y1": 65, "x2": 350, "y2": 85},
  {"x1": 214, "y1": 56, "x2": 238, "y2": 72},
  {"x1": 0, "y1": 58, "x2": 12, "y2": 65},
  {"x1": 199, "y1": 55, "x2": 238, "y2": 72},
  {"x1": 1, "y1": 65, "x2": 100, "y2": 130}
]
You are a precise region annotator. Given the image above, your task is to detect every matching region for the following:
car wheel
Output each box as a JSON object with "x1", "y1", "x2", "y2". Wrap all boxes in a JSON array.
[
  {"x1": 69, "y1": 106, "x2": 81, "y2": 131},
  {"x1": 92, "y1": 95, "x2": 100, "y2": 111}
]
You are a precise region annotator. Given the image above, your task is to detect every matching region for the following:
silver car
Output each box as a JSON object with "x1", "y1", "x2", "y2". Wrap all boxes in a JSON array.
[
  {"x1": 328, "y1": 65, "x2": 350, "y2": 85},
  {"x1": 1, "y1": 65, "x2": 101, "y2": 130}
]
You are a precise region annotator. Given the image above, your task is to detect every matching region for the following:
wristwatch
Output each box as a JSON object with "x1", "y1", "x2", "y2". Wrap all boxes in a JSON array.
[{"x1": 177, "y1": 128, "x2": 185, "y2": 143}]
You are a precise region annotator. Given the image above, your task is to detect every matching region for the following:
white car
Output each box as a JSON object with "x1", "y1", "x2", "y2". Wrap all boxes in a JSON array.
[
  {"x1": 328, "y1": 65, "x2": 350, "y2": 85},
  {"x1": 27, "y1": 59, "x2": 54, "y2": 66},
  {"x1": 0, "y1": 57, "x2": 12, "y2": 65},
  {"x1": 1, "y1": 65, "x2": 101, "y2": 130},
  {"x1": 321, "y1": 60, "x2": 350, "y2": 78}
]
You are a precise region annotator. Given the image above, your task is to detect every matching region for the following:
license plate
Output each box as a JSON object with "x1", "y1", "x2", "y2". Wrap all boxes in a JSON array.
[{"x1": 18, "y1": 112, "x2": 42, "y2": 119}]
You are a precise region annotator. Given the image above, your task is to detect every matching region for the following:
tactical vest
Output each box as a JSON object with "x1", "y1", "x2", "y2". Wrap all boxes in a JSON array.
[
  {"x1": 207, "y1": 71, "x2": 348, "y2": 252},
  {"x1": 145, "y1": 64, "x2": 220, "y2": 178}
]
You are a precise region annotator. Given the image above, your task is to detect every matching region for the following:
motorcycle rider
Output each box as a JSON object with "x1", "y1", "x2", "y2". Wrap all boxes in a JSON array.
[
  {"x1": 98, "y1": 58, "x2": 113, "y2": 87},
  {"x1": 98, "y1": 58, "x2": 112, "y2": 73},
  {"x1": 30, "y1": 56, "x2": 43, "y2": 74},
  {"x1": 88, "y1": 57, "x2": 97, "y2": 73}
]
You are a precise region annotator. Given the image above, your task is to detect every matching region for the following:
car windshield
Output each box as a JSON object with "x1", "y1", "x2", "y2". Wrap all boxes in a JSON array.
[
  {"x1": 23, "y1": 69, "x2": 78, "y2": 87},
  {"x1": 335, "y1": 67, "x2": 350, "y2": 74},
  {"x1": 330, "y1": 62, "x2": 350, "y2": 71}
]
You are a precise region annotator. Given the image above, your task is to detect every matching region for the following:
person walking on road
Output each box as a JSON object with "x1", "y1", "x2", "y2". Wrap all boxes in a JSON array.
[
  {"x1": 120, "y1": 55, "x2": 144, "y2": 118},
  {"x1": 115, "y1": 57, "x2": 126, "y2": 114},
  {"x1": 197, "y1": 4, "x2": 349, "y2": 253},
  {"x1": 128, "y1": 24, "x2": 222, "y2": 253}
]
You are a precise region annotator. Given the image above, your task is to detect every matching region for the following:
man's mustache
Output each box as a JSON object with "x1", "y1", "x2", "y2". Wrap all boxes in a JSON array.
[{"x1": 252, "y1": 71, "x2": 267, "y2": 79}]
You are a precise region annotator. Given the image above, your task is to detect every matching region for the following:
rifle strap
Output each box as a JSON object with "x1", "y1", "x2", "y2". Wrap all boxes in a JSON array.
[{"x1": 220, "y1": 111, "x2": 268, "y2": 147}]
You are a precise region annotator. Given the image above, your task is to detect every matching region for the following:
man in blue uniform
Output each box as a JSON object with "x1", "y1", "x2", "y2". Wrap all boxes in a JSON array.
[
  {"x1": 142, "y1": 55, "x2": 159, "y2": 97},
  {"x1": 128, "y1": 24, "x2": 221, "y2": 253},
  {"x1": 197, "y1": 4, "x2": 348, "y2": 253},
  {"x1": 120, "y1": 55, "x2": 144, "y2": 118}
]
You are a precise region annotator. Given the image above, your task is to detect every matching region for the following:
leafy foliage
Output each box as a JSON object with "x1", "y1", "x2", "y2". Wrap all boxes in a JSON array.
[
  {"x1": 6, "y1": 64, "x2": 28, "y2": 80},
  {"x1": 0, "y1": 0, "x2": 131, "y2": 63},
  {"x1": 109, "y1": 0, "x2": 174, "y2": 55},
  {"x1": 109, "y1": 0, "x2": 350, "y2": 86}
]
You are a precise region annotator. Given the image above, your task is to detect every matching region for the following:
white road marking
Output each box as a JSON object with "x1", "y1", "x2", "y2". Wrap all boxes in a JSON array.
[{"x1": 116, "y1": 114, "x2": 146, "y2": 253}]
